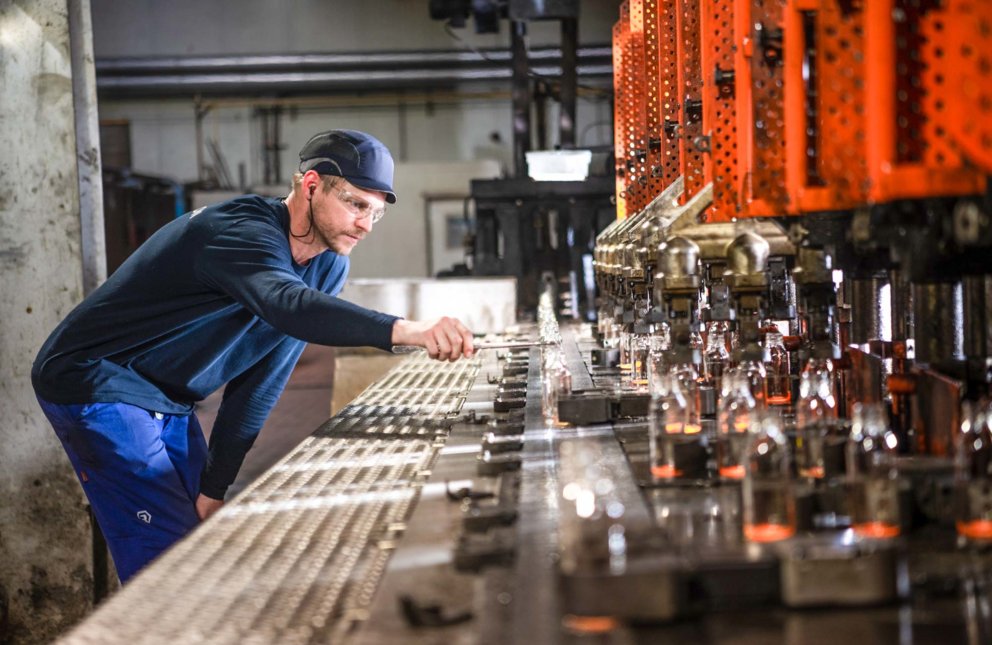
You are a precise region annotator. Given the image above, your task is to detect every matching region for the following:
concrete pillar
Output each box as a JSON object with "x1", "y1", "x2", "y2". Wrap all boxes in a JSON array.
[{"x1": 0, "y1": 0, "x2": 103, "y2": 640}]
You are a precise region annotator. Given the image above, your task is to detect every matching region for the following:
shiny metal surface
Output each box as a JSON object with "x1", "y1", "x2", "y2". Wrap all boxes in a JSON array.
[
  {"x1": 913, "y1": 281, "x2": 965, "y2": 366},
  {"x1": 658, "y1": 236, "x2": 701, "y2": 279},
  {"x1": 725, "y1": 231, "x2": 771, "y2": 277},
  {"x1": 849, "y1": 276, "x2": 891, "y2": 344},
  {"x1": 60, "y1": 354, "x2": 480, "y2": 645}
]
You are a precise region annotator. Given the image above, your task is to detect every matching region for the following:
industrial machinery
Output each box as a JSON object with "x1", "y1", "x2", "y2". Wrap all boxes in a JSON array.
[
  {"x1": 430, "y1": 1, "x2": 617, "y2": 318},
  {"x1": 60, "y1": 1, "x2": 992, "y2": 643}
]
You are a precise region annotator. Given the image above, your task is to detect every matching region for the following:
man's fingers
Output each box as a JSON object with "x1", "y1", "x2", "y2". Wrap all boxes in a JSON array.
[
  {"x1": 443, "y1": 324, "x2": 464, "y2": 361},
  {"x1": 419, "y1": 317, "x2": 474, "y2": 361},
  {"x1": 456, "y1": 321, "x2": 475, "y2": 356}
]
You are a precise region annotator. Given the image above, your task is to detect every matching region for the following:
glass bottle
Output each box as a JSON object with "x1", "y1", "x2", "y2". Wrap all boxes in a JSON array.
[
  {"x1": 717, "y1": 369, "x2": 758, "y2": 479},
  {"x1": 704, "y1": 321, "x2": 732, "y2": 395},
  {"x1": 626, "y1": 334, "x2": 651, "y2": 388},
  {"x1": 763, "y1": 325, "x2": 792, "y2": 406},
  {"x1": 955, "y1": 401, "x2": 992, "y2": 542},
  {"x1": 618, "y1": 329, "x2": 633, "y2": 375},
  {"x1": 795, "y1": 359, "x2": 840, "y2": 480},
  {"x1": 646, "y1": 324, "x2": 670, "y2": 389},
  {"x1": 846, "y1": 403, "x2": 901, "y2": 538},
  {"x1": 541, "y1": 348, "x2": 572, "y2": 426},
  {"x1": 649, "y1": 370, "x2": 703, "y2": 480},
  {"x1": 743, "y1": 409, "x2": 796, "y2": 542},
  {"x1": 690, "y1": 328, "x2": 704, "y2": 354},
  {"x1": 737, "y1": 358, "x2": 768, "y2": 408}
]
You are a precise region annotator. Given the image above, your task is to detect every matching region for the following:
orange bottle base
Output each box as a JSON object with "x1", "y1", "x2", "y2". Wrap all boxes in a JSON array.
[
  {"x1": 799, "y1": 466, "x2": 825, "y2": 479},
  {"x1": 651, "y1": 465, "x2": 682, "y2": 479},
  {"x1": 744, "y1": 523, "x2": 795, "y2": 543},
  {"x1": 719, "y1": 465, "x2": 745, "y2": 479},
  {"x1": 957, "y1": 520, "x2": 992, "y2": 540},
  {"x1": 561, "y1": 615, "x2": 619, "y2": 634},
  {"x1": 852, "y1": 521, "x2": 900, "y2": 539}
]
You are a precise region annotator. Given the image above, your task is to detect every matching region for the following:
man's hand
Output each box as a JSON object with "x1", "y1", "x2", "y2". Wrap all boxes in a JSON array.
[
  {"x1": 196, "y1": 493, "x2": 224, "y2": 521},
  {"x1": 392, "y1": 317, "x2": 475, "y2": 361}
]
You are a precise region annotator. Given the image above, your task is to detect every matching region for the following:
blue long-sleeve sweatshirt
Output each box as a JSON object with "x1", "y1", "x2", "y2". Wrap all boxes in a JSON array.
[{"x1": 32, "y1": 195, "x2": 399, "y2": 498}]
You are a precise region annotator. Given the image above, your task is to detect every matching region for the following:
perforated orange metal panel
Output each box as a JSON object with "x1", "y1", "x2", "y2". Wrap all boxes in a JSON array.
[
  {"x1": 701, "y1": 0, "x2": 741, "y2": 221},
  {"x1": 733, "y1": 0, "x2": 754, "y2": 216},
  {"x1": 746, "y1": 0, "x2": 789, "y2": 216},
  {"x1": 676, "y1": 0, "x2": 707, "y2": 206},
  {"x1": 941, "y1": 0, "x2": 992, "y2": 174},
  {"x1": 784, "y1": 0, "x2": 869, "y2": 213},
  {"x1": 865, "y1": 0, "x2": 986, "y2": 202},
  {"x1": 641, "y1": 0, "x2": 668, "y2": 206},
  {"x1": 613, "y1": 4, "x2": 630, "y2": 219},
  {"x1": 625, "y1": 0, "x2": 649, "y2": 213},
  {"x1": 658, "y1": 0, "x2": 682, "y2": 190}
]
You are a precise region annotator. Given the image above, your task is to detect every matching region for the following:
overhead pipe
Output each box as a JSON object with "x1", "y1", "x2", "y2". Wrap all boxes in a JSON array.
[
  {"x1": 96, "y1": 63, "x2": 613, "y2": 98},
  {"x1": 96, "y1": 46, "x2": 612, "y2": 74}
]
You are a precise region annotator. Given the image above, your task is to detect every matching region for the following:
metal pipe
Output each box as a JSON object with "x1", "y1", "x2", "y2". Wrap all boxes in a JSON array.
[
  {"x1": 272, "y1": 106, "x2": 282, "y2": 185},
  {"x1": 559, "y1": 17, "x2": 578, "y2": 148},
  {"x1": 96, "y1": 65, "x2": 615, "y2": 97},
  {"x1": 511, "y1": 21, "x2": 532, "y2": 178},
  {"x1": 848, "y1": 275, "x2": 889, "y2": 344},
  {"x1": 194, "y1": 101, "x2": 208, "y2": 182},
  {"x1": 69, "y1": 0, "x2": 107, "y2": 297},
  {"x1": 963, "y1": 275, "x2": 992, "y2": 360},
  {"x1": 913, "y1": 281, "x2": 965, "y2": 366},
  {"x1": 889, "y1": 268, "x2": 913, "y2": 341},
  {"x1": 95, "y1": 46, "x2": 613, "y2": 74}
]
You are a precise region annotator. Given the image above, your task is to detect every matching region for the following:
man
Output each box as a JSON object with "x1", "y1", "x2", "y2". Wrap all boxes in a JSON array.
[{"x1": 32, "y1": 129, "x2": 474, "y2": 582}]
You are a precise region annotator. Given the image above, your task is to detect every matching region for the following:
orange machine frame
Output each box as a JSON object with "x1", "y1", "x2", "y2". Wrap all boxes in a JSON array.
[{"x1": 612, "y1": 0, "x2": 989, "y2": 223}]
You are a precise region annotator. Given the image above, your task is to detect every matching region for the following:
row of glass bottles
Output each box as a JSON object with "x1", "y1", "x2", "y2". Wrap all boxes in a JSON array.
[
  {"x1": 648, "y1": 358, "x2": 902, "y2": 543},
  {"x1": 739, "y1": 403, "x2": 901, "y2": 543},
  {"x1": 640, "y1": 319, "x2": 789, "y2": 400}
]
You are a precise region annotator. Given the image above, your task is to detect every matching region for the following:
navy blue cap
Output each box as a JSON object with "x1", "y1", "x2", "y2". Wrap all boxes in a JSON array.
[{"x1": 298, "y1": 129, "x2": 396, "y2": 203}]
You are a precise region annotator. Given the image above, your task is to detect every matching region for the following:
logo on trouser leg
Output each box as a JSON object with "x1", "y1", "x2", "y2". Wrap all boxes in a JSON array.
[{"x1": 136, "y1": 510, "x2": 152, "y2": 524}]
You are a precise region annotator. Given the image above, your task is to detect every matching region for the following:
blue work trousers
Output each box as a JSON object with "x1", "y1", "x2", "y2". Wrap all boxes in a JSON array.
[{"x1": 37, "y1": 398, "x2": 208, "y2": 582}]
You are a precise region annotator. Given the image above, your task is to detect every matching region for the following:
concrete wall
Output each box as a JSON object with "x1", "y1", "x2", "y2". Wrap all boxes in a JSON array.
[{"x1": 0, "y1": 1, "x2": 95, "y2": 642}]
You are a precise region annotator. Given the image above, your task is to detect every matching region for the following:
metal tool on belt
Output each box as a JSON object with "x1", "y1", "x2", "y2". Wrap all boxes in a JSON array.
[{"x1": 391, "y1": 340, "x2": 550, "y2": 354}]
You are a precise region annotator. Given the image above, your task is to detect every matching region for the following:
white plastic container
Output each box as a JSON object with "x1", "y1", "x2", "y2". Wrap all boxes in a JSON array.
[{"x1": 526, "y1": 149, "x2": 593, "y2": 182}]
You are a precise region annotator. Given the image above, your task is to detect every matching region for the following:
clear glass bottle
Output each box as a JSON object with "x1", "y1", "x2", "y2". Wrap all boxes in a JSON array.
[
  {"x1": 619, "y1": 329, "x2": 632, "y2": 372},
  {"x1": 704, "y1": 321, "x2": 732, "y2": 395},
  {"x1": 955, "y1": 401, "x2": 992, "y2": 542},
  {"x1": 646, "y1": 323, "x2": 671, "y2": 394},
  {"x1": 603, "y1": 322, "x2": 623, "y2": 350},
  {"x1": 795, "y1": 359, "x2": 840, "y2": 480},
  {"x1": 846, "y1": 403, "x2": 901, "y2": 538},
  {"x1": 541, "y1": 348, "x2": 572, "y2": 426},
  {"x1": 737, "y1": 358, "x2": 768, "y2": 408},
  {"x1": 743, "y1": 410, "x2": 796, "y2": 542},
  {"x1": 690, "y1": 328, "x2": 704, "y2": 354},
  {"x1": 763, "y1": 325, "x2": 792, "y2": 406},
  {"x1": 627, "y1": 334, "x2": 651, "y2": 388},
  {"x1": 717, "y1": 369, "x2": 758, "y2": 479},
  {"x1": 649, "y1": 370, "x2": 703, "y2": 479}
]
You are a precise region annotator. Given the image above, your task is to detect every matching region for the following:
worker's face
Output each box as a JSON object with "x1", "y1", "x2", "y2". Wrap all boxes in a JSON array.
[{"x1": 309, "y1": 179, "x2": 387, "y2": 255}]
